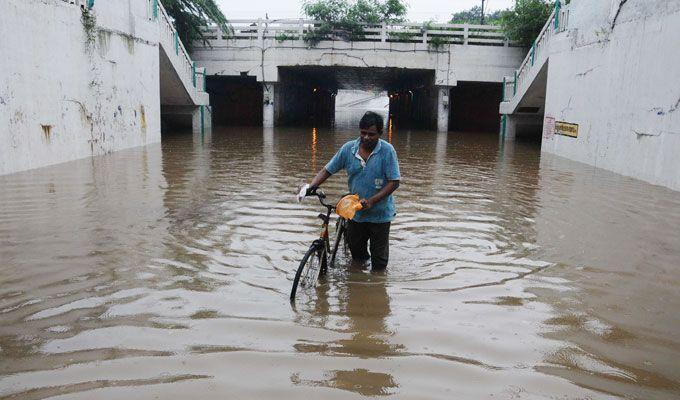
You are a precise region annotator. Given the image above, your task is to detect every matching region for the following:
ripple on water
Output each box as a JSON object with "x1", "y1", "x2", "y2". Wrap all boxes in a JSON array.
[{"x1": 0, "y1": 127, "x2": 679, "y2": 399}]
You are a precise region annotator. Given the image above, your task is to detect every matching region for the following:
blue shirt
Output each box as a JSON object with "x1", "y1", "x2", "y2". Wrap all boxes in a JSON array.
[{"x1": 325, "y1": 138, "x2": 401, "y2": 223}]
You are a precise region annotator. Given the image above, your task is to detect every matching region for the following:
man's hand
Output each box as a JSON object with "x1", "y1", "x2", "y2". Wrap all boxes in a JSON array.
[
  {"x1": 296, "y1": 184, "x2": 310, "y2": 203},
  {"x1": 359, "y1": 198, "x2": 373, "y2": 210}
]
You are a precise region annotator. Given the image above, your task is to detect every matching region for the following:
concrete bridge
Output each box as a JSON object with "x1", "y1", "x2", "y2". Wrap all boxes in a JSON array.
[{"x1": 192, "y1": 20, "x2": 525, "y2": 131}]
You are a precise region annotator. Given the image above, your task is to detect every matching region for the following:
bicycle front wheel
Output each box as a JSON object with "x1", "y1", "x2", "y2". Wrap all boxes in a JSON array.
[{"x1": 290, "y1": 244, "x2": 325, "y2": 302}]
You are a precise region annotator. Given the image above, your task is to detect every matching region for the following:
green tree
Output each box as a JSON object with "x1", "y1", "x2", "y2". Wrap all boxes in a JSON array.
[
  {"x1": 163, "y1": 0, "x2": 231, "y2": 50},
  {"x1": 500, "y1": 0, "x2": 554, "y2": 47},
  {"x1": 302, "y1": 0, "x2": 408, "y2": 45},
  {"x1": 449, "y1": 6, "x2": 503, "y2": 25}
]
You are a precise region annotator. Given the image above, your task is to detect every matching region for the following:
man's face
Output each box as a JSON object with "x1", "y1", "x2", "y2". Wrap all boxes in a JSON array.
[{"x1": 360, "y1": 125, "x2": 381, "y2": 151}]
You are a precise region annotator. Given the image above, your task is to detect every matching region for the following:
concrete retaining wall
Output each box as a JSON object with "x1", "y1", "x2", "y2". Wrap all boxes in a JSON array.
[
  {"x1": 541, "y1": 0, "x2": 680, "y2": 191},
  {"x1": 0, "y1": 0, "x2": 161, "y2": 175}
]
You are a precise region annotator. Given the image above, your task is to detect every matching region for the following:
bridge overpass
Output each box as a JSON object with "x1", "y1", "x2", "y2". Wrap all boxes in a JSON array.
[{"x1": 191, "y1": 20, "x2": 525, "y2": 131}]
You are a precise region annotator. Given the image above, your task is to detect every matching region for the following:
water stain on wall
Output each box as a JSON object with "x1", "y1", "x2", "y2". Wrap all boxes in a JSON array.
[
  {"x1": 41, "y1": 124, "x2": 52, "y2": 142},
  {"x1": 140, "y1": 105, "x2": 147, "y2": 138},
  {"x1": 125, "y1": 36, "x2": 135, "y2": 54},
  {"x1": 97, "y1": 31, "x2": 111, "y2": 57}
]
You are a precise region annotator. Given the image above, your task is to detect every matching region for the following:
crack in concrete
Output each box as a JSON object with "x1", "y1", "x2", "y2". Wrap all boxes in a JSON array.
[
  {"x1": 560, "y1": 96, "x2": 573, "y2": 119},
  {"x1": 633, "y1": 130, "x2": 661, "y2": 139},
  {"x1": 649, "y1": 96, "x2": 680, "y2": 115},
  {"x1": 319, "y1": 52, "x2": 370, "y2": 67},
  {"x1": 610, "y1": 0, "x2": 629, "y2": 30},
  {"x1": 575, "y1": 65, "x2": 600, "y2": 77}
]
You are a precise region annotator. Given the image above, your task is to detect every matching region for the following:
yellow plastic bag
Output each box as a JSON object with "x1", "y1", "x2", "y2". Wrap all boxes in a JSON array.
[{"x1": 336, "y1": 194, "x2": 363, "y2": 220}]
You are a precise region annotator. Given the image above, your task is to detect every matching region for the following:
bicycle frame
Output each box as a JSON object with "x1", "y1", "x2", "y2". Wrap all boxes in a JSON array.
[
  {"x1": 290, "y1": 189, "x2": 351, "y2": 302},
  {"x1": 310, "y1": 189, "x2": 335, "y2": 251}
]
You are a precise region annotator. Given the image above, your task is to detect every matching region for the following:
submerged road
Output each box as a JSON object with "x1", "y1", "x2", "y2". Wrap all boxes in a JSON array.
[{"x1": 1, "y1": 110, "x2": 679, "y2": 399}]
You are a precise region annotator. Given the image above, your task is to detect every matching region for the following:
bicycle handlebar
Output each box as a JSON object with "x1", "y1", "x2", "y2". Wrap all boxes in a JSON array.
[{"x1": 306, "y1": 187, "x2": 335, "y2": 209}]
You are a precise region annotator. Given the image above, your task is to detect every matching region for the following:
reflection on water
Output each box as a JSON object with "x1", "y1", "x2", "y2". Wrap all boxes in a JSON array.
[{"x1": 0, "y1": 111, "x2": 679, "y2": 399}]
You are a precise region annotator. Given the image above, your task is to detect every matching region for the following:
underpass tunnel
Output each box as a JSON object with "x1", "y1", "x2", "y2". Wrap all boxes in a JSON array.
[
  {"x1": 277, "y1": 66, "x2": 437, "y2": 130},
  {"x1": 206, "y1": 75, "x2": 263, "y2": 126},
  {"x1": 203, "y1": 66, "x2": 457, "y2": 131},
  {"x1": 387, "y1": 70, "x2": 437, "y2": 130},
  {"x1": 449, "y1": 81, "x2": 503, "y2": 133},
  {"x1": 275, "y1": 67, "x2": 338, "y2": 127}
]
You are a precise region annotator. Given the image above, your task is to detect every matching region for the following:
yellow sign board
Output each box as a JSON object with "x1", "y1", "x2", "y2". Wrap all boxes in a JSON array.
[{"x1": 555, "y1": 121, "x2": 579, "y2": 138}]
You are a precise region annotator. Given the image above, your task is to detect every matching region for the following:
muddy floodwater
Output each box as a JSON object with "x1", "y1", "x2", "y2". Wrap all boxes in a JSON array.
[{"x1": 1, "y1": 112, "x2": 680, "y2": 399}]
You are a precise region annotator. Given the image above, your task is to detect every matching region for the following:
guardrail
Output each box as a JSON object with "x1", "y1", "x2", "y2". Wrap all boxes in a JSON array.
[
  {"x1": 502, "y1": 1, "x2": 570, "y2": 102},
  {"x1": 201, "y1": 19, "x2": 513, "y2": 47}
]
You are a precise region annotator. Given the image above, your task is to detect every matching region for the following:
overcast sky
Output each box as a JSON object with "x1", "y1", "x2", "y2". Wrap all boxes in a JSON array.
[{"x1": 217, "y1": 0, "x2": 516, "y2": 22}]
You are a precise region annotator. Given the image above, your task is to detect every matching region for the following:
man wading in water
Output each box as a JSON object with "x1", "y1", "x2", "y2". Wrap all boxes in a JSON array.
[{"x1": 304, "y1": 111, "x2": 401, "y2": 270}]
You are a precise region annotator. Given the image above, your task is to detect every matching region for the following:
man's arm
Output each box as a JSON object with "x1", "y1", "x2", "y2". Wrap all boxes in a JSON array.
[
  {"x1": 309, "y1": 168, "x2": 332, "y2": 190},
  {"x1": 360, "y1": 180, "x2": 400, "y2": 210}
]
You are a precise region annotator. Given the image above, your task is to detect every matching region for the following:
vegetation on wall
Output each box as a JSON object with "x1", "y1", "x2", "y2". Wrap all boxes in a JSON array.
[
  {"x1": 81, "y1": 7, "x2": 97, "y2": 50},
  {"x1": 500, "y1": 0, "x2": 555, "y2": 47},
  {"x1": 301, "y1": 0, "x2": 408, "y2": 46},
  {"x1": 163, "y1": 0, "x2": 231, "y2": 49}
]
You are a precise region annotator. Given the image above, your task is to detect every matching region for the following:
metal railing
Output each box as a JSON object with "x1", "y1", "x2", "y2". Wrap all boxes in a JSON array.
[
  {"x1": 502, "y1": 1, "x2": 570, "y2": 102},
  {"x1": 201, "y1": 19, "x2": 513, "y2": 47},
  {"x1": 155, "y1": 0, "x2": 207, "y2": 99},
  {"x1": 59, "y1": 0, "x2": 94, "y2": 9}
]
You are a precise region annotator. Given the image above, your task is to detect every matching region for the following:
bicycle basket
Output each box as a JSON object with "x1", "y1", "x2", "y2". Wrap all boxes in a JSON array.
[{"x1": 336, "y1": 194, "x2": 363, "y2": 220}]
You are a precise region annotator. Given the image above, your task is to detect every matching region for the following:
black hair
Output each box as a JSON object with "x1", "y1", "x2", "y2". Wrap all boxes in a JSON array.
[{"x1": 359, "y1": 111, "x2": 384, "y2": 133}]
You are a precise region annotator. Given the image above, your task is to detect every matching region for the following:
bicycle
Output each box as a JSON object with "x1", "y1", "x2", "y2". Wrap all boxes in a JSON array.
[{"x1": 290, "y1": 188, "x2": 351, "y2": 302}]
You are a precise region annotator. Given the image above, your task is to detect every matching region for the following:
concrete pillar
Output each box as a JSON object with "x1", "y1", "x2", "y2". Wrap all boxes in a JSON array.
[
  {"x1": 262, "y1": 82, "x2": 276, "y2": 128},
  {"x1": 499, "y1": 114, "x2": 542, "y2": 141},
  {"x1": 191, "y1": 105, "x2": 212, "y2": 137},
  {"x1": 500, "y1": 114, "x2": 516, "y2": 141},
  {"x1": 160, "y1": 105, "x2": 211, "y2": 137},
  {"x1": 436, "y1": 86, "x2": 451, "y2": 132}
]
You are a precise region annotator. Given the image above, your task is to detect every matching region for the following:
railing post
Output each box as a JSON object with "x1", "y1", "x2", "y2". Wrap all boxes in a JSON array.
[
  {"x1": 513, "y1": 70, "x2": 517, "y2": 96},
  {"x1": 298, "y1": 18, "x2": 304, "y2": 41},
  {"x1": 192, "y1": 62, "x2": 196, "y2": 87},
  {"x1": 464, "y1": 26, "x2": 469, "y2": 45},
  {"x1": 381, "y1": 22, "x2": 386, "y2": 42},
  {"x1": 502, "y1": 76, "x2": 506, "y2": 101},
  {"x1": 257, "y1": 19, "x2": 263, "y2": 41},
  {"x1": 422, "y1": 28, "x2": 427, "y2": 44},
  {"x1": 554, "y1": 0, "x2": 561, "y2": 32}
]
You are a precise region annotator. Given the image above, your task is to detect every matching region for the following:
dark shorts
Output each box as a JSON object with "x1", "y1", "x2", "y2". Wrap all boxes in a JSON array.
[{"x1": 346, "y1": 220, "x2": 391, "y2": 270}]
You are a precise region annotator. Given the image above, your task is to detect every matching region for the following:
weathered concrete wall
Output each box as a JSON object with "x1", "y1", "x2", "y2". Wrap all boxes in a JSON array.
[
  {"x1": 541, "y1": 0, "x2": 680, "y2": 191},
  {"x1": 0, "y1": 0, "x2": 161, "y2": 175},
  {"x1": 192, "y1": 40, "x2": 524, "y2": 87}
]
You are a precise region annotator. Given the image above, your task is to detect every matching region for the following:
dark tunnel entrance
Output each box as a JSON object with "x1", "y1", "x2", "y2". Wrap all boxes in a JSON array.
[
  {"x1": 206, "y1": 76, "x2": 263, "y2": 126},
  {"x1": 449, "y1": 81, "x2": 503, "y2": 133},
  {"x1": 204, "y1": 68, "x2": 505, "y2": 132}
]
